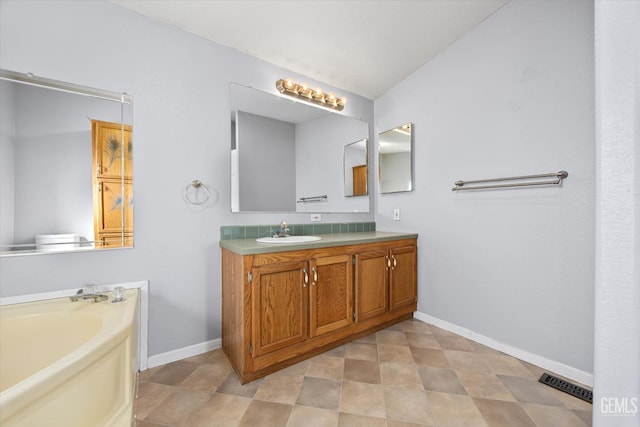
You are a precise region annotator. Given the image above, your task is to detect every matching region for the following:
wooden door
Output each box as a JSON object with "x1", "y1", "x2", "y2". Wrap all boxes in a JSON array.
[
  {"x1": 352, "y1": 165, "x2": 367, "y2": 196},
  {"x1": 309, "y1": 254, "x2": 354, "y2": 337},
  {"x1": 251, "y1": 261, "x2": 309, "y2": 357},
  {"x1": 355, "y1": 250, "x2": 389, "y2": 321},
  {"x1": 94, "y1": 179, "x2": 132, "y2": 235},
  {"x1": 92, "y1": 120, "x2": 132, "y2": 179},
  {"x1": 389, "y1": 246, "x2": 417, "y2": 310},
  {"x1": 92, "y1": 120, "x2": 133, "y2": 247}
]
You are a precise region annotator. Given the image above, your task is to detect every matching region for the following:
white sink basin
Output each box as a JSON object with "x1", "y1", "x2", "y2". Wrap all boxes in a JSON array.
[{"x1": 256, "y1": 236, "x2": 322, "y2": 244}]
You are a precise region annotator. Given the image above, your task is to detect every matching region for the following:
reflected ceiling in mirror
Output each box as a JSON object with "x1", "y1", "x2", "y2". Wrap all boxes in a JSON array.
[
  {"x1": 379, "y1": 123, "x2": 413, "y2": 194},
  {"x1": 0, "y1": 69, "x2": 133, "y2": 256},
  {"x1": 230, "y1": 83, "x2": 369, "y2": 213}
]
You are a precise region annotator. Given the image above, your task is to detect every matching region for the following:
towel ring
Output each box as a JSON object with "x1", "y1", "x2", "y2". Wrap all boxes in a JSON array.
[{"x1": 185, "y1": 180, "x2": 210, "y2": 205}]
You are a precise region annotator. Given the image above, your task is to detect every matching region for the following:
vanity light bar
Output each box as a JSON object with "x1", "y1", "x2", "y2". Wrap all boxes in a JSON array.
[{"x1": 276, "y1": 79, "x2": 346, "y2": 111}]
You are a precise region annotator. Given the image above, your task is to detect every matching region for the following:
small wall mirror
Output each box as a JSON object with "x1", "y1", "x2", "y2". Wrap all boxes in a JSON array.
[
  {"x1": 230, "y1": 83, "x2": 369, "y2": 213},
  {"x1": 344, "y1": 139, "x2": 368, "y2": 197},
  {"x1": 378, "y1": 123, "x2": 413, "y2": 193},
  {"x1": 0, "y1": 69, "x2": 133, "y2": 256}
]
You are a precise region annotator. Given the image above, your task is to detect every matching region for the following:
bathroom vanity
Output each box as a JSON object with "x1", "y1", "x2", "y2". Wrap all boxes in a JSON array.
[{"x1": 220, "y1": 231, "x2": 417, "y2": 383}]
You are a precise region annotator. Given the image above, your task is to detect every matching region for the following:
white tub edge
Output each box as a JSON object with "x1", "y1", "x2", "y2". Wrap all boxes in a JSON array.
[{"x1": 0, "y1": 280, "x2": 149, "y2": 371}]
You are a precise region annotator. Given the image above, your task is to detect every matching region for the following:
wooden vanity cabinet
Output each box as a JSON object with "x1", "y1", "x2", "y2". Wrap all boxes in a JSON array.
[{"x1": 222, "y1": 237, "x2": 417, "y2": 383}]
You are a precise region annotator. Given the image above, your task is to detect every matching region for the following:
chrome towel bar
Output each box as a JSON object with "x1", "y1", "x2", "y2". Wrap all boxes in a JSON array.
[
  {"x1": 452, "y1": 171, "x2": 568, "y2": 191},
  {"x1": 297, "y1": 194, "x2": 328, "y2": 203}
]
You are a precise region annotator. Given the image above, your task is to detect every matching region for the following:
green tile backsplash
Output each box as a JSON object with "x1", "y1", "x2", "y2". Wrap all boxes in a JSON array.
[{"x1": 220, "y1": 222, "x2": 376, "y2": 241}]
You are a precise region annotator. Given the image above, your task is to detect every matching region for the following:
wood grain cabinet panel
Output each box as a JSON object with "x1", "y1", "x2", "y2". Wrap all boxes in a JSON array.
[{"x1": 221, "y1": 237, "x2": 417, "y2": 383}]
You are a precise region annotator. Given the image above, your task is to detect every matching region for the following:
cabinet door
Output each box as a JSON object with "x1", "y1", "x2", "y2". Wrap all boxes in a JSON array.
[
  {"x1": 251, "y1": 261, "x2": 309, "y2": 357},
  {"x1": 92, "y1": 120, "x2": 133, "y2": 180},
  {"x1": 94, "y1": 179, "x2": 133, "y2": 234},
  {"x1": 355, "y1": 250, "x2": 389, "y2": 321},
  {"x1": 309, "y1": 255, "x2": 354, "y2": 337},
  {"x1": 389, "y1": 246, "x2": 417, "y2": 310}
]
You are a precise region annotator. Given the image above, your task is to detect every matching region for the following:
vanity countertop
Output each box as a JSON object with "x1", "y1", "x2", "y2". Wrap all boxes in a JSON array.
[{"x1": 220, "y1": 231, "x2": 418, "y2": 255}]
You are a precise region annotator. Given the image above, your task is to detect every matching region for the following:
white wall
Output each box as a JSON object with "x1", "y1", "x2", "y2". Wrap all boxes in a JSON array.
[
  {"x1": 375, "y1": 0, "x2": 595, "y2": 378},
  {"x1": 0, "y1": 81, "x2": 16, "y2": 246},
  {"x1": 0, "y1": 0, "x2": 374, "y2": 357},
  {"x1": 236, "y1": 111, "x2": 296, "y2": 211},
  {"x1": 593, "y1": 0, "x2": 640, "y2": 424},
  {"x1": 296, "y1": 114, "x2": 370, "y2": 212}
]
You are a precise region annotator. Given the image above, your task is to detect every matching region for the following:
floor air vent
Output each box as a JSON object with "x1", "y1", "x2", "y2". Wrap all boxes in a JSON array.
[{"x1": 539, "y1": 373, "x2": 592, "y2": 404}]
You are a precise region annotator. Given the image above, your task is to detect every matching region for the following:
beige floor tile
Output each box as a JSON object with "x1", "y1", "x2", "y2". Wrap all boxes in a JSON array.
[
  {"x1": 296, "y1": 377, "x2": 342, "y2": 410},
  {"x1": 411, "y1": 348, "x2": 450, "y2": 367},
  {"x1": 135, "y1": 421, "x2": 168, "y2": 427},
  {"x1": 378, "y1": 344, "x2": 415, "y2": 364},
  {"x1": 148, "y1": 360, "x2": 200, "y2": 386},
  {"x1": 521, "y1": 403, "x2": 589, "y2": 427},
  {"x1": 238, "y1": 400, "x2": 292, "y2": 427},
  {"x1": 344, "y1": 342, "x2": 378, "y2": 361},
  {"x1": 377, "y1": 330, "x2": 409, "y2": 346},
  {"x1": 254, "y1": 374, "x2": 304, "y2": 405},
  {"x1": 286, "y1": 405, "x2": 339, "y2": 427},
  {"x1": 444, "y1": 350, "x2": 492, "y2": 374},
  {"x1": 551, "y1": 388, "x2": 593, "y2": 411},
  {"x1": 457, "y1": 370, "x2": 516, "y2": 401},
  {"x1": 478, "y1": 352, "x2": 536, "y2": 377},
  {"x1": 573, "y1": 409, "x2": 592, "y2": 425},
  {"x1": 406, "y1": 333, "x2": 441, "y2": 349},
  {"x1": 306, "y1": 355, "x2": 345, "y2": 380},
  {"x1": 400, "y1": 319, "x2": 433, "y2": 334},
  {"x1": 429, "y1": 326, "x2": 458, "y2": 337},
  {"x1": 354, "y1": 333, "x2": 377, "y2": 344},
  {"x1": 138, "y1": 366, "x2": 162, "y2": 382},
  {"x1": 135, "y1": 382, "x2": 175, "y2": 420},
  {"x1": 145, "y1": 388, "x2": 212, "y2": 427},
  {"x1": 387, "y1": 421, "x2": 434, "y2": 427},
  {"x1": 204, "y1": 349, "x2": 234, "y2": 368},
  {"x1": 427, "y1": 391, "x2": 487, "y2": 427},
  {"x1": 343, "y1": 358, "x2": 381, "y2": 384},
  {"x1": 271, "y1": 359, "x2": 310, "y2": 377},
  {"x1": 468, "y1": 341, "x2": 502, "y2": 355},
  {"x1": 498, "y1": 375, "x2": 563, "y2": 406},
  {"x1": 418, "y1": 366, "x2": 467, "y2": 395},
  {"x1": 473, "y1": 398, "x2": 536, "y2": 427},
  {"x1": 216, "y1": 372, "x2": 263, "y2": 398},
  {"x1": 186, "y1": 393, "x2": 252, "y2": 427},
  {"x1": 339, "y1": 380, "x2": 386, "y2": 418},
  {"x1": 384, "y1": 386, "x2": 434, "y2": 425},
  {"x1": 436, "y1": 336, "x2": 474, "y2": 352},
  {"x1": 381, "y1": 362, "x2": 424, "y2": 390},
  {"x1": 179, "y1": 363, "x2": 232, "y2": 392},
  {"x1": 323, "y1": 345, "x2": 346, "y2": 358},
  {"x1": 338, "y1": 412, "x2": 388, "y2": 427}
]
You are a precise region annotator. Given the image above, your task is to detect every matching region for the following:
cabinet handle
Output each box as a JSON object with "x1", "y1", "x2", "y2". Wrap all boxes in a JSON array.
[
  {"x1": 385, "y1": 256, "x2": 391, "y2": 270},
  {"x1": 311, "y1": 267, "x2": 318, "y2": 285},
  {"x1": 392, "y1": 255, "x2": 397, "y2": 269},
  {"x1": 302, "y1": 268, "x2": 309, "y2": 287}
]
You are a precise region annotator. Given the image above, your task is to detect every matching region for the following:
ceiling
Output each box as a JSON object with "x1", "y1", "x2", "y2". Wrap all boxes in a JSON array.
[{"x1": 112, "y1": 0, "x2": 509, "y2": 100}]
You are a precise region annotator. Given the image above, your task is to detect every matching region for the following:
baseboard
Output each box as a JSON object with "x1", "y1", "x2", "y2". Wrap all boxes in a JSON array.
[
  {"x1": 147, "y1": 338, "x2": 222, "y2": 369},
  {"x1": 413, "y1": 311, "x2": 594, "y2": 388}
]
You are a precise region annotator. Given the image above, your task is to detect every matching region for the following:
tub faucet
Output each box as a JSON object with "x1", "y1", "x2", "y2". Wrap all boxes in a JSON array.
[
  {"x1": 70, "y1": 284, "x2": 108, "y2": 303},
  {"x1": 273, "y1": 221, "x2": 290, "y2": 238}
]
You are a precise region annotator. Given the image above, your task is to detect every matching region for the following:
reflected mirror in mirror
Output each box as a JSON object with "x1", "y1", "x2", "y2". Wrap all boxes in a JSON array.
[
  {"x1": 344, "y1": 139, "x2": 368, "y2": 197},
  {"x1": 378, "y1": 123, "x2": 413, "y2": 193},
  {"x1": 230, "y1": 83, "x2": 369, "y2": 213},
  {"x1": 0, "y1": 69, "x2": 133, "y2": 256}
]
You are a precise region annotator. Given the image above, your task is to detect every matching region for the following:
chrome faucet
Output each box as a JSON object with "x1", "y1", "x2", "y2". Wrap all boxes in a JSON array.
[
  {"x1": 70, "y1": 284, "x2": 108, "y2": 303},
  {"x1": 273, "y1": 220, "x2": 290, "y2": 238}
]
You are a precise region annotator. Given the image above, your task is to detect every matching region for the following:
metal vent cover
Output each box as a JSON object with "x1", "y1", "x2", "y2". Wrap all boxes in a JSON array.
[{"x1": 539, "y1": 373, "x2": 593, "y2": 404}]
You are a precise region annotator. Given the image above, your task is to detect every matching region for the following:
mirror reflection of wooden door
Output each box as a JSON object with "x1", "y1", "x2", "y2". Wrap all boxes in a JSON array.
[
  {"x1": 352, "y1": 165, "x2": 367, "y2": 196},
  {"x1": 92, "y1": 120, "x2": 133, "y2": 248}
]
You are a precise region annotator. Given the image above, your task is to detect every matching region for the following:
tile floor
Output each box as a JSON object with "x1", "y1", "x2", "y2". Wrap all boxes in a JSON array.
[{"x1": 134, "y1": 319, "x2": 592, "y2": 427}]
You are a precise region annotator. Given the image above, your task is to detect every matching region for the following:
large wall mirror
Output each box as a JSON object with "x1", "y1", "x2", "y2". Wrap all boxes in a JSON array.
[
  {"x1": 230, "y1": 83, "x2": 370, "y2": 213},
  {"x1": 379, "y1": 123, "x2": 414, "y2": 193},
  {"x1": 0, "y1": 69, "x2": 133, "y2": 256}
]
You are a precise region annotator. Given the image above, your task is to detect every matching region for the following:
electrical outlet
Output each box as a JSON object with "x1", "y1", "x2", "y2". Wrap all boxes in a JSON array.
[
  {"x1": 310, "y1": 214, "x2": 322, "y2": 222},
  {"x1": 393, "y1": 209, "x2": 400, "y2": 221}
]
